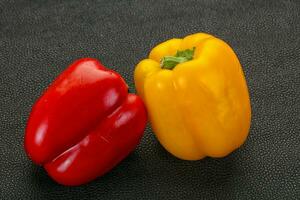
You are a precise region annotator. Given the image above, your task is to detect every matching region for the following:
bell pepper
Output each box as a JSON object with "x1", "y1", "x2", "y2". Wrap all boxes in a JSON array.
[
  {"x1": 134, "y1": 33, "x2": 251, "y2": 160},
  {"x1": 25, "y1": 58, "x2": 147, "y2": 186}
]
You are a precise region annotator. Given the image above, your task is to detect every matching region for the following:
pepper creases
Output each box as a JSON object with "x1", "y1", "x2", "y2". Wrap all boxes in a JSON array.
[
  {"x1": 25, "y1": 58, "x2": 147, "y2": 186},
  {"x1": 134, "y1": 33, "x2": 251, "y2": 160}
]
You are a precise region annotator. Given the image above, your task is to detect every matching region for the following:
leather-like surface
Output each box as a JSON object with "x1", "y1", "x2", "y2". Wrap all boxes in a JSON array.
[{"x1": 0, "y1": 0, "x2": 299, "y2": 199}]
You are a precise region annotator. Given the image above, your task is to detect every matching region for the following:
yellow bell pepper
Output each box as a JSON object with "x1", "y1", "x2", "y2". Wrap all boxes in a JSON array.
[{"x1": 134, "y1": 33, "x2": 251, "y2": 160}]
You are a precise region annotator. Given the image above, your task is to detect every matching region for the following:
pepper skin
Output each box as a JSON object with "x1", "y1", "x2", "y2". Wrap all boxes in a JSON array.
[
  {"x1": 134, "y1": 33, "x2": 251, "y2": 160},
  {"x1": 25, "y1": 58, "x2": 147, "y2": 186}
]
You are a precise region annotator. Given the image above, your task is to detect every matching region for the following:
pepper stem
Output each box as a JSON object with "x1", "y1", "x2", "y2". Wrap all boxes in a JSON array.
[{"x1": 161, "y1": 47, "x2": 196, "y2": 70}]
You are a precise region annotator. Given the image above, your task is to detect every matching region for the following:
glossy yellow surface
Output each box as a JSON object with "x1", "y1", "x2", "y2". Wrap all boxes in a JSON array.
[{"x1": 134, "y1": 33, "x2": 251, "y2": 160}]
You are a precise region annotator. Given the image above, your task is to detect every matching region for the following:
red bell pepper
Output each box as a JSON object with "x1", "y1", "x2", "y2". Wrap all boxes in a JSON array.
[{"x1": 24, "y1": 58, "x2": 147, "y2": 186}]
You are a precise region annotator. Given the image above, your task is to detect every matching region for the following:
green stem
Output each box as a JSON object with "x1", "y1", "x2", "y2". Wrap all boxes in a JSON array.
[{"x1": 161, "y1": 47, "x2": 196, "y2": 70}]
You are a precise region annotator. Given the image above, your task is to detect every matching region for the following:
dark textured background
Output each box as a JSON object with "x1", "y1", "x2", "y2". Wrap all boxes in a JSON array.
[{"x1": 0, "y1": 0, "x2": 299, "y2": 199}]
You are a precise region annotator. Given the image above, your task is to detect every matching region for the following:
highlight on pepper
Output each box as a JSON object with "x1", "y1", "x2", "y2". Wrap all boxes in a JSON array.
[{"x1": 134, "y1": 33, "x2": 251, "y2": 160}]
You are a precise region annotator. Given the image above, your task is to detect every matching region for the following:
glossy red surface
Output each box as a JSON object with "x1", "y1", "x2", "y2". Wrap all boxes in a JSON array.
[{"x1": 24, "y1": 58, "x2": 147, "y2": 186}]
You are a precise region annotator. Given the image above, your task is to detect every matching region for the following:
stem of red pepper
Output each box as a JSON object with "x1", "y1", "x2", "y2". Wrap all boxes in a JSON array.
[{"x1": 160, "y1": 47, "x2": 196, "y2": 70}]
